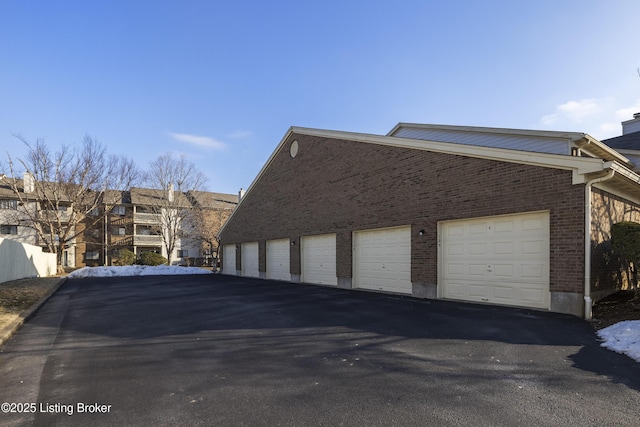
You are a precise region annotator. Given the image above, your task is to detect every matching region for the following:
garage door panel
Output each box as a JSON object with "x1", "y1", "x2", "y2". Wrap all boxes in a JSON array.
[
  {"x1": 468, "y1": 264, "x2": 488, "y2": 277},
  {"x1": 467, "y1": 284, "x2": 487, "y2": 298},
  {"x1": 241, "y1": 242, "x2": 259, "y2": 278},
  {"x1": 468, "y1": 242, "x2": 488, "y2": 255},
  {"x1": 445, "y1": 282, "x2": 466, "y2": 298},
  {"x1": 441, "y1": 212, "x2": 550, "y2": 309},
  {"x1": 267, "y1": 239, "x2": 290, "y2": 281},
  {"x1": 493, "y1": 286, "x2": 513, "y2": 300},
  {"x1": 353, "y1": 226, "x2": 412, "y2": 295},
  {"x1": 494, "y1": 220, "x2": 514, "y2": 233},
  {"x1": 446, "y1": 224, "x2": 465, "y2": 237},
  {"x1": 469, "y1": 222, "x2": 489, "y2": 235},
  {"x1": 302, "y1": 234, "x2": 337, "y2": 286},
  {"x1": 493, "y1": 264, "x2": 514, "y2": 278},
  {"x1": 223, "y1": 244, "x2": 236, "y2": 275},
  {"x1": 521, "y1": 288, "x2": 545, "y2": 304},
  {"x1": 494, "y1": 242, "x2": 514, "y2": 254},
  {"x1": 522, "y1": 217, "x2": 545, "y2": 231},
  {"x1": 521, "y1": 240, "x2": 545, "y2": 255},
  {"x1": 447, "y1": 244, "x2": 465, "y2": 256}
]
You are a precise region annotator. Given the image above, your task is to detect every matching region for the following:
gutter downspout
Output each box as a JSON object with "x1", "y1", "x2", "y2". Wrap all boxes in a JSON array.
[{"x1": 584, "y1": 169, "x2": 615, "y2": 320}]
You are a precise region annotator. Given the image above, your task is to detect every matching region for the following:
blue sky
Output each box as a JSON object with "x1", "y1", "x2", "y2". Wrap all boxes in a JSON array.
[{"x1": 1, "y1": 0, "x2": 639, "y2": 194}]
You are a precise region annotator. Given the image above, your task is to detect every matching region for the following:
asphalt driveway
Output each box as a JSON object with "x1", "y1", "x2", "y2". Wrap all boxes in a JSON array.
[{"x1": 1, "y1": 274, "x2": 640, "y2": 426}]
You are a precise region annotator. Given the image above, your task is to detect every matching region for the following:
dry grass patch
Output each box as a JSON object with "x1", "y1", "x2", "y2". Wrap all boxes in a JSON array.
[{"x1": 0, "y1": 277, "x2": 62, "y2": 332}]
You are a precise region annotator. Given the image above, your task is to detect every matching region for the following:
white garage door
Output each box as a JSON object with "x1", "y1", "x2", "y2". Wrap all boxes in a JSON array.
[
  {"x1": 353, "y1": 226, "x2": 412, "y2": 294},
  {"x1": 301, "y1": 234, "x2": 337, "y2": 286},
  {"x1": 440, "y1": 211, "x2": 550, "y2": 309},
  {"x1": 223, "y1": 244, "x2": 236, "y2": 275},
  {"x1": 267, "y1": 239, "x2": 290, "y2": 281},
  {"x1": 241, "y1": 242, "x2": 259, "y2": 278}
]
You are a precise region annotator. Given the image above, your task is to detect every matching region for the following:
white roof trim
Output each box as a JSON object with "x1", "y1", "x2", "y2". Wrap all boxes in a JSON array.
[
  {"x1": 293, "y1": 127, "x2": 609, "y2": 182},
  {"x1": 390, "y1": 122, "x2": 631, "y2": 167},
  {"x1": 387, "y1": 122, "x2": 587, "y2": 140},
  {"x1": 218, "y1": 126, "x2": 634, "y2": 238}
]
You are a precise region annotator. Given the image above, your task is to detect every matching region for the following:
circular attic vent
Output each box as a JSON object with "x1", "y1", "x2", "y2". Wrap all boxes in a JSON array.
[{"x1": 290, "y1": 140, "x2": 299, "y2": 158}]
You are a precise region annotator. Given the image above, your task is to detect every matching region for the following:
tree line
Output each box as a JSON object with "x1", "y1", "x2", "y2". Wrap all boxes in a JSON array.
[{"x1": 0, "y1": 135, "x2": 212, "y2": 271}]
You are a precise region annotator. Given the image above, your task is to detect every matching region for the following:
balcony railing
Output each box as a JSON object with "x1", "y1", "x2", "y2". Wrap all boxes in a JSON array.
[
  {"x1": 134, "y1": 212, "x2": 161, "y2": 225},
  {"x1": 133, "y1": 235, "x2": 162, "y2": 246},
  {"x1": 111, "y1": 236, "x2": 134, "y2": 246}
]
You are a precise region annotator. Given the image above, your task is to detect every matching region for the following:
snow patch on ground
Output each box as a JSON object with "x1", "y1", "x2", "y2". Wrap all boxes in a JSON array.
[
  {"x1": 597, "y1": 320, "x2": 640, "y2": 362},
  {"x1": 67, "y1": 265, "x2": 212, "y2": 278}
]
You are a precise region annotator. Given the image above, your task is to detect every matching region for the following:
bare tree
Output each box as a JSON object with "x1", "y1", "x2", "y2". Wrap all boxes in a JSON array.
[
  {"x1": 3, "y1": 135, "x2": 140, "y2": 271},
  {"x1": 145, "y1": 153, "x2": 207, "y2": 265},
  {"x1": 183, "y1": 192, "x2": 236, "y2": 266}
]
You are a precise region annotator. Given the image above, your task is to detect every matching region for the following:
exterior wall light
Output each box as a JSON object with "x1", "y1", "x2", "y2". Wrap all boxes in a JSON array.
[{"x1": 418, "y1": 230, "x2": 425, "y2": 236}]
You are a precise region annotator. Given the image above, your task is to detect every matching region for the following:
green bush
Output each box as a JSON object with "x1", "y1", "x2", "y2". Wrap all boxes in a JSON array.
[
  {"x1": 139, "y1": 251, "x2": 167, "y2": 266},
  {"x1": 114, "y1": 249, "x2": 136, "y2": 266},
  {"x1": 611, "y1": 221, "x2": 640, "y2": 289}
]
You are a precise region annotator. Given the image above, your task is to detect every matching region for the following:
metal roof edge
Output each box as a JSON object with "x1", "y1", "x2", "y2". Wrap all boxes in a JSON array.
[
  {"x1": 387, "y1": 122, "x2": 588, "y2": 141},
  {"x1": 290, "y1": 126, "x2": 608, "y2": 173}
]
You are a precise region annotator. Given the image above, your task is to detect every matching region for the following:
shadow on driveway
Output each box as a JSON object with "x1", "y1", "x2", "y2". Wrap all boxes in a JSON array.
[{"x1": 36, "y1": 274, "x2": 640, "y2": 392}]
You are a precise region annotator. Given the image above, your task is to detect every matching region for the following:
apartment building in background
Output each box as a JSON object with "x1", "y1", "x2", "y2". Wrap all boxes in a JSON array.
[{"x1": 0, "y1": 174, "x2": 238, "y2": 268}]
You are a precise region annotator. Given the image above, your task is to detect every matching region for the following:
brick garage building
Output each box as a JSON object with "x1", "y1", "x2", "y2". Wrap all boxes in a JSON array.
[{"x1": 218, "y1": 123, "x2": 640, "y2": 318}]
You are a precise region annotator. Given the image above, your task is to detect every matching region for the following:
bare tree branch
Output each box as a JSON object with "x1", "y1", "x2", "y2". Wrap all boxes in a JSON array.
[
  {"x1": 3, "y1": 135, "x2": 140, "y2": 271},
  {"x1": 144, "y1": 153, "x2": 207, "y2": 265}
]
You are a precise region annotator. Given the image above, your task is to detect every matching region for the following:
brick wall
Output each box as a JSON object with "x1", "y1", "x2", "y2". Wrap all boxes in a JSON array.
[{"x1": 220, "y1": 133, "x2": 586, "y2": 294}]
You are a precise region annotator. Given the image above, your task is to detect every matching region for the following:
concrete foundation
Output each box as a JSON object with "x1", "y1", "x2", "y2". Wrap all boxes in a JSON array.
[
  {"x1": 337, "y1": 277, "x2": 352, "y2": 290},
  {"x1": 550, "y1": 292, "x2": 583, "y2": 317},
  {"x1": 412, "y1": 282, "x2": 437, "y2": 299}
]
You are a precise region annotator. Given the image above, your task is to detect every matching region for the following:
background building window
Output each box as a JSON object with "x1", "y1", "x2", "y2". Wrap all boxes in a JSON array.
[
  {"x1": 0, "y1": 200, "x2": 17, "y2": 210},
  {"x1": 111, "y1": 206, "x2": 126, "y2": 216},
  {"x1": 0, "y1": 225, "x2": 18, "y2": 235},
  {"x1": 112, "y1": 227, "x2": 126, "y2": 236},
  {"x1": 85, "y1": 250, "x2": 100, "y2": 260},
  {"x1": 177, "y1": 250, "x2": 188, "y2": 257}
]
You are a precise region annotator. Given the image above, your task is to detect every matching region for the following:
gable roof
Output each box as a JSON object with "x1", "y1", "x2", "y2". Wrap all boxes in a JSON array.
[
  {"x1": 388, "y1": 122, "x2": 631, "y2": 167},
  {"x1": 130, "y1": 186, "x2": 192, "y2": 207},
  {"x1": 186, "y1": 190, "x2": 238, "y2": 209},
  {"x1": 218, "y1": 125, "x2": 640, "y2": 237}
]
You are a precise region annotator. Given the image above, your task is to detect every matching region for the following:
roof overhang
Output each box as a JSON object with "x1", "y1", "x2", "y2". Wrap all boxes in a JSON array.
[
  {"x1": 573, "y1": 134, "x2": 632, "y2": 167},
  {"x1": 290, "y1": 127, "x2": 612, "y2": 184},
  {"x1": 218, "y1": 126, "x2": 640, "y2": 237}
]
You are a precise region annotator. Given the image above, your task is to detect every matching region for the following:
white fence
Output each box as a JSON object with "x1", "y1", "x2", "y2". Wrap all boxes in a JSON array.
[{"x1": 0, "y1": 237, "x2": 57, "y2": 283}]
